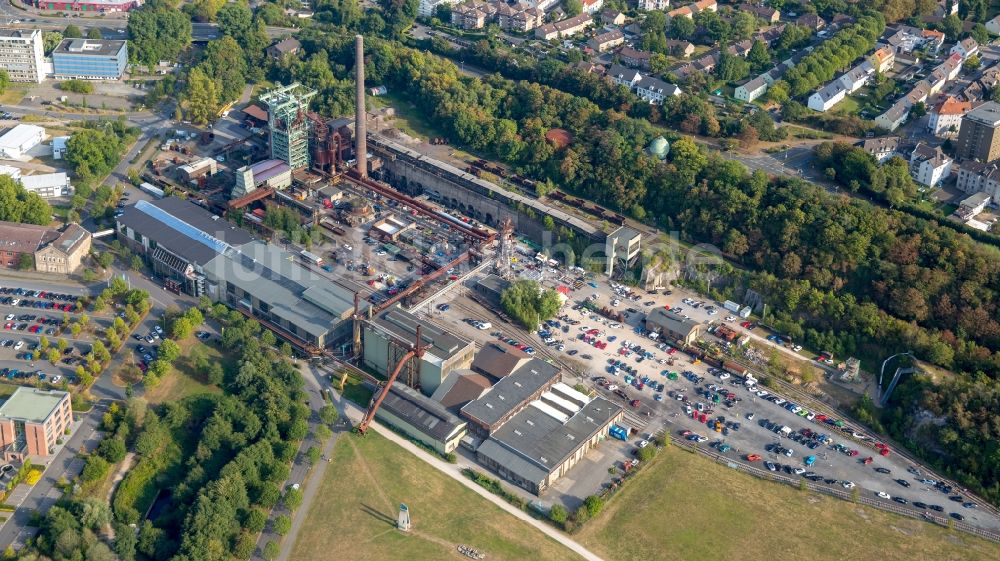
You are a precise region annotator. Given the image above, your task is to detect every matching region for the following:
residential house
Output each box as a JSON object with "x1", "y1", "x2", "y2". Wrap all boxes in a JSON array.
[
  {"x1": 601, "y1": 9, "x2": 626, "y2": 25},
  {"x1": 618, "y1": 46, "x2": 653, "y2": 68},
  {"x1": 909, "y1": 142, "x2": 953, "y2": 187},
  {"x1": 956, "y1": 160, "x2": 1000, "y2": 199},
  {"x1": 667, "y1": 5, "x2": 693, "y2": 18},
  {"x1": 808, "y1": 81, "x2": 847, "y2": 112},
  {"x1": 740, "y1": 3, "x2": 779, "y2": 23},
  {"x1": 838, "y1": 60, "x2": 875, "y2": 93},
  {"x1": 877, "y1": 100, "x2": 913, "y2": 131},
  {"x1": 535, "y1": 13, "x2": 594, "y2": 40},
  {"x1": 635, "y1": 75, "x2": 682, "y2": 104},
  {"x1": 581, "y1": 0, "x2": 603, "y2": 14},
  {"x1": 926, "y1": 53, "x2": 963, "y2": 94},
  {"x1": 728, "y1": 39, "x2": 754, "y2": 57},
  {"x1": 607, "y1": 63, "x2": 643, "y2": 88},
  {"x1": 870, "y1": 46, "x2": 895, "y2": 74},
  {"x1": 637, "y1": 0, "x2": 669, "y2": 10},
  {"x1": 495, "y1": 2, "x2": 543, "y2": 32},
  {"x1": 955, "y1": 192, "x2": 992, "y2": 222},
  {"x1": 418, "y1": 0, "x2": 457, "y2": 17},
  {"x1": 666, "y1": 39, "x2": 695, "y2": 57},
  {"x1": 921, "y1": 29, "x2": 946, "y2": 52},
  {"x1": 693, "y1": 0, "x2": 717, "y2": 12},
  {"x1": 951, "y1": 37, "x2": 979, "y2": 61},
  {"x1": 858, "y1": 136, "x2": 900, "y2": 163},
  {"x1": 735, "y1": 75, "x2": 769, "y2": 103},
  {"x1": 796, "y1": 13, "x2": 826, "y2": 30},
  {"x1": 588, "y1": 30, "x2": 625, "y2": 52},
  {"x1": 987, "y1": 14, "x2": 1000, "y2": 35},
  {"x1": 451, "y1": 0, "x2": 496, "y2": 29},
  {"x1": 266, "y1": 38, "x2": 301, "y2": 60},
  {"x1": 929, "y1": 96, "x2": 973, "y2": 137}
]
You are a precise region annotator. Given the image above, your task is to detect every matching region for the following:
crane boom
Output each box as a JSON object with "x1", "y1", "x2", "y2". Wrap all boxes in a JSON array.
[{"x1": 357, "y1": 325, "x2": 428, "y2": 434}]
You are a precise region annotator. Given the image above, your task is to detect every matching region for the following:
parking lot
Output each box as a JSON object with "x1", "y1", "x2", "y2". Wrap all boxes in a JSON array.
[
  {"x1": 0, "y1": 285, "x2": 107, "y2": 387},
  {"x1": 540, "y1": 298, "x2": 1000, "y2": 531}
]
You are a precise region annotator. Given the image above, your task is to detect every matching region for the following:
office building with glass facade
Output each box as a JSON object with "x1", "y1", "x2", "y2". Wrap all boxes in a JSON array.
[{"x1": 52, "y1": 39, "x2": 127, "y2": 80}]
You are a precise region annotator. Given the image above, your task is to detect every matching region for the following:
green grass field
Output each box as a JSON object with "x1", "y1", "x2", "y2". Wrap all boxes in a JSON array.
[
  {"x1": 143, "y1": 338, "x2": 226, "y2": 404},
  {"x1": 290, "y1": 432, "x2": 583, "y2": 561},
  {"x1": 577, "y1": 446, "x2": 1000, "y2": 561}
]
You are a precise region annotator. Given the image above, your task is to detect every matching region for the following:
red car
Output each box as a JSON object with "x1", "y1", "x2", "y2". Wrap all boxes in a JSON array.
[
  {"x1": 629, "y1": 399, "x2": 641, "y2": 408},
  {"x1": 740, "y1": 321, "x2": 752, "y2": 328},
  {"x1": 586, "y1": 328, "x2": 599, "y2": 335},
  {"x1": 667, "y1": 347, "x2": 677, "y2": 355}
]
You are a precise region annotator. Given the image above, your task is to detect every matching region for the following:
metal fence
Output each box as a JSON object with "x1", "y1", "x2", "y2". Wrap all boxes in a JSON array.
[{"x1": 668, "y1": 437, "x2": 1000, "y2": 544}]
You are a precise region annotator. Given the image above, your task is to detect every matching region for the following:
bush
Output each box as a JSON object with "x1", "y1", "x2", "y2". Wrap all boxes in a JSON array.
[
  {"x1": 59, "y1": 79, "x2": 94, "y2": 94},
  {"x1": 263, "y1": 541, "x2": 280, "y2": 561},
  {"x1": 98, "y1": 437, "x2": 127, "y2": 463},
  {"x1": 636, "y1": 445, "x2": 656, "y2": 462},
  {"x1": 549, "y1": 504, "x2": 568, "y2": 525},
  {"x1": 445, "y1": 452, "x2": 458, "y2": 463},
  {"x1": 244, "y1": 508, "x2": 267, "y2": 533},
  {"x1": 583, "y1": 495, "x2": 605, "y2": 518},
  {"x1": 81, "y1": 455, "x2": 110, "y2": 483}
]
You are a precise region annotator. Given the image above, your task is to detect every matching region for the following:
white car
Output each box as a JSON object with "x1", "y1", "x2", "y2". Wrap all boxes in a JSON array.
[
  {"x1": 695, "y1": 435, "x2": 708, "y2": 443},
  {"x1": 842, "y1": 481, "x2": 855, "y2": 489},
  {"x1": 4, "y1": 314, "x2": 12, "y2": 321},
  {"x1": 13, "y1": 341, "x2": 23, "y2": 350},
  {"x1": 806, "y1": 412, "x2": 816, "y2": 421},
  {"x1": 637, "y1": 439, "x2": 649, "y2": 448},
  {"x1": 707, "y1": 309, "x2": 718, "y2": 315},
  {"x1": 607, "y1": 384, "x2": 619, "y2": 391},
  {"x1": 725, "y1": 316, "x2": 736, "y2": 321},
  {"x1": 719, "y1": 372, "x2": 730, "y2": 380},
  {"x1": 793, "y1": 467, "x2": 806, "y2": 475},
  {"x1": 756, "y1": 390, "x2": 769, "y2": 397},
  {"x1": 876, "y1": 491, "x2": 891, "y2": 499},
  {"x1": 51, "y1": 375, "x2": 61, "y2": 383},
  {"x1": 793, "y1": 345, "x2": 803, "y2": 352}
]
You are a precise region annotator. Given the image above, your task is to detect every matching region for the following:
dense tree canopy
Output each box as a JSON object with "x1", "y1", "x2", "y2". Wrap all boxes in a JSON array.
[
  {"x1": 500, "y1": 280, "x2": 562, "y2": 331},
  {"x1": 127, "y1": 0, "x2": 193, "y2": 66},
  {"x1": 0, "y1": 175, "x2": 52, "y2": 225}
]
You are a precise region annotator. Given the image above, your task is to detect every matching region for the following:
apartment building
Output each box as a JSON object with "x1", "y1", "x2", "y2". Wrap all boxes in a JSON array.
[
  {"x1": 0, "y1": 29, "x2": 44, "y2": 83},
  {"x1": 0, "y1": 388, "x2": 73, "y2": 461}
]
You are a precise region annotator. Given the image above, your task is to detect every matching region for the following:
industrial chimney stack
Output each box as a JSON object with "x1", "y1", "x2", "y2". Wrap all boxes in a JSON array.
[{"x1": 355, "y1": 34, "x2": 367, "y2": 179}]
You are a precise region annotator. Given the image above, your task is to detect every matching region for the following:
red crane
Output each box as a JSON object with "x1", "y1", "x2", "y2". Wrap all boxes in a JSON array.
[{"x1": 356, "y1": 325, "x2": 429, "y2": 435}]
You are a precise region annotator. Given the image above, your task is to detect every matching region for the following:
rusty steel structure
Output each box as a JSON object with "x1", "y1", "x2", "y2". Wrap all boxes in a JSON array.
[{"x1": 357, "y1": 325, "x2": 428, "y2": 434}]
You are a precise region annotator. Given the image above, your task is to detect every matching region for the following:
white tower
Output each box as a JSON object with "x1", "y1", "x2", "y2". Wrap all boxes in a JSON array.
[{"x1": 397, "y1": 503, "x2": 412, "y2": 532}]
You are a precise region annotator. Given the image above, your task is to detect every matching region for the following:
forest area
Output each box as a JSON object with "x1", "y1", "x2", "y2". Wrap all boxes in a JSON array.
[{"x1": 19, "y1": 309, "x2": 312, "y2": 561}]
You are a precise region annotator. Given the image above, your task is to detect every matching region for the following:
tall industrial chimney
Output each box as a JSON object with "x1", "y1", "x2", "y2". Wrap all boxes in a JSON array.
[{"x1": 355, "y1": 34, "x2": 367, "y2": 179}]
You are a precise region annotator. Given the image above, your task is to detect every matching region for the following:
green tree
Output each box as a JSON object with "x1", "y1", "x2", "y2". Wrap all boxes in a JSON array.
[
  {"x1": 158, "y1": 339, "x2": 181, "y2": 362},
  {"x1": 500, "y1": 280, "x2": 561, "y2": 330},
  {"x1": 127, "y1": 0, "x2": 193, "y2": 66},
  {"x1": 669, "y1": 14, "x2": 696, "y2": 39},
  {"x1": 65, "y1": 129, "x2": 126, "y2": 185},
  {"x1": 98, "y1": 437, "x2": 128, "y2": 463},
  {"x1": 283, "y1": 487, "x2": 303, "y2": 510},
  {"x1": 198, "y1": 35, "x2": 248, "y2": 103},
  {"x1": 87, "y1": 27, "x2": 102, "y2": 40},
  {"x1": 747, "y1": 40, "x2": 770, "y2": 72},
  {"x1": 583, "y1": 495, "x2": 605, "y2": 517},
  {"x1": 0, "y1": 174, "x2": 52, "y2": 225},
  {"x1": 549, "y1": 504, "x2": 568, "y2": 525},
  {"x1": 42, "y1": 32, "x2": 62, "y2": 55},
  {"x1": 0, "y1": 69, "x2": 8, "y2": 95},
  {"x1": 319, "y1": 404, "x2": 339, "y2": 426},
  {"x1": 564, "y1": 0, "x2": 582, "y2": 16},
  {"x1": 81, "y1": 455, "x2": 110, "y2": 482},
  {"x1": 64, "y1": 24, "x2": 82, "y2": 38},
  {"x1": 306, "y1": 446, "x2": 321, "y2": 465},
  {"x1": 183, "y1": 66, "x2": 221, "y2": 125},
  {"x1": 263, "y1": 541, "x2": 280, "y2": 561},
  {"x1": 16, "y1": 253, "x2": 33, "y2": 271},
  {"x1": 273, "y1": 514, "x2": 291, "y2": 535}
]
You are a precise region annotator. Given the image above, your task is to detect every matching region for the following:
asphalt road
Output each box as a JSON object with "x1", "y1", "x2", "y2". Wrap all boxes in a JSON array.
[{"x1": 0, "y1": 401, "x2": 105, "y2": 548}]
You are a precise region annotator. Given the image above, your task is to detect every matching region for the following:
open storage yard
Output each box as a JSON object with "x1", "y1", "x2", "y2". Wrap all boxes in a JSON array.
[
  {"x1": 290, "y1": 432, "x2": 583, "y2": 561},
  {"x1": 576, "y1": 446, "x2": 1000, "y2": 561}
]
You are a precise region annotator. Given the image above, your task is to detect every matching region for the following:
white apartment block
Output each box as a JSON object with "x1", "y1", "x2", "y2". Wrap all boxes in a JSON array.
[{"x1": 0, "y1": 28, "x2": 44, "y2": 83}]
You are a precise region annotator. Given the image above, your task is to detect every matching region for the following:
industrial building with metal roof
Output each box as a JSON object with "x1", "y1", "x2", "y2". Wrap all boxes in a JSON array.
[
  {"x1": 374, "y1": 382, "x2": 468, "y2": 454},
  {"x1": 475, "y1": 389, "x2": 623, "y2": 495},
  {"x1": 461, "y1": 356, "x2": 560, "y2": 436},
  {"x1": 362, "y1": 306, "x2": 475, "y2": 395}
]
